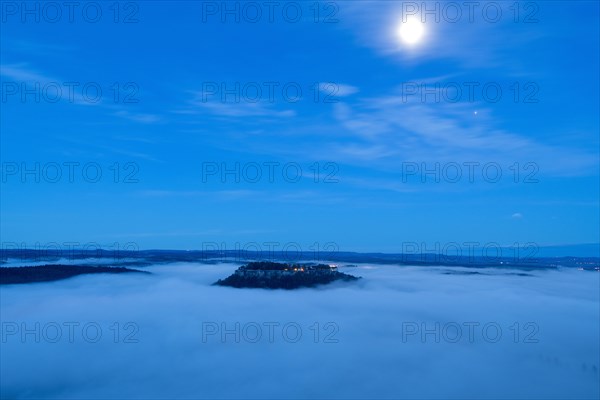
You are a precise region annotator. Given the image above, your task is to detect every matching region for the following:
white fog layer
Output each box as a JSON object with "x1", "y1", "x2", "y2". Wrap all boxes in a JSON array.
[{"x1": 1, "y1": 263, "x2": 598, "y2": 399}]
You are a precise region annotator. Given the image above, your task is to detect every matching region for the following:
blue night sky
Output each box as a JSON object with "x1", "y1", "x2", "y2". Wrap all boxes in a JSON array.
[{"x1": 1, "y1": 1, "x2": 599, "y2": 254}]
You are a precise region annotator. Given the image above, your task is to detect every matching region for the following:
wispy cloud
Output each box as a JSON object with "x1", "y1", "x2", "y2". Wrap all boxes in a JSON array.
[
  {"x1": 139, "y1": 189, "x2": 259, "y2": 199},
  {"x1": 1, "y1": 63, "x2": 95, "y2": 106},
  {"x1": 0, "y1": 38, "x2": 74, "y2": 57},
  {"x1": 326, "y1": 92, "x2": 598, "y2": 176},
  {"x1": 177, "y1": 91, "x2": 297, "y2": 118},
  {"x1": 1, "y1": 63, "x2": 165, "y2": 122},
  {"x1": 0, "y1": 63, "x2": 51, "y2": 82},
  {"x1": 114, "y1": 111, "x2": 162, "y2": 124},
  {"x1": 138, "y1": 189, "x2": 346, "y2": 205},
  {"x1": 107, "y1": 228, "x2": 276, "y2": 238},
  {"x1": 317, "y1": 82, "x2": 359, "y2": 97}
]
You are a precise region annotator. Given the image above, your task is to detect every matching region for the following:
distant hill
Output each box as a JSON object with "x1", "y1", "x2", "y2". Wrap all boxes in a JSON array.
[{"x1": 1, "y1": 248, "x2": 598, "y2": 269}]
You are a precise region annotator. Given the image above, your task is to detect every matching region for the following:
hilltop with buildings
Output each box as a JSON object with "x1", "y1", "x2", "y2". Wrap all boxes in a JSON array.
[{"x1": 214, "y1": 261, "x2": 360, "y2": 289}]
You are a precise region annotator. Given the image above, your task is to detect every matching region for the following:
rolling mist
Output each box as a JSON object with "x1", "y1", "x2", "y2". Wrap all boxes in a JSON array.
[{"x1": 1, "y1": 263, "x2": 598, "y2": 399}]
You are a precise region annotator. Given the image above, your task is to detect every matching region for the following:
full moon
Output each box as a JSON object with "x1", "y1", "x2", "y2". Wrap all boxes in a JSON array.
[{"x1": 398, "y1": 18, "x2": 425, "y2": 45}]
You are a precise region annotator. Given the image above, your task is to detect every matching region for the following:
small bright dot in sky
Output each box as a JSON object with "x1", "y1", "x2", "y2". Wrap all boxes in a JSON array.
[
  {"x1": 474, "y1": 111, "x2": 478, "y2": 115},
  {"x1": 398, "y1": 18, "x2": 425, "y2": 45}
]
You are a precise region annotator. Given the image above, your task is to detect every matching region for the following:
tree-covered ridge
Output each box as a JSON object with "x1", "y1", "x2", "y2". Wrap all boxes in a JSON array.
[{"x1": 0, "y1": 265, "x2": 150, "y2": 285}]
